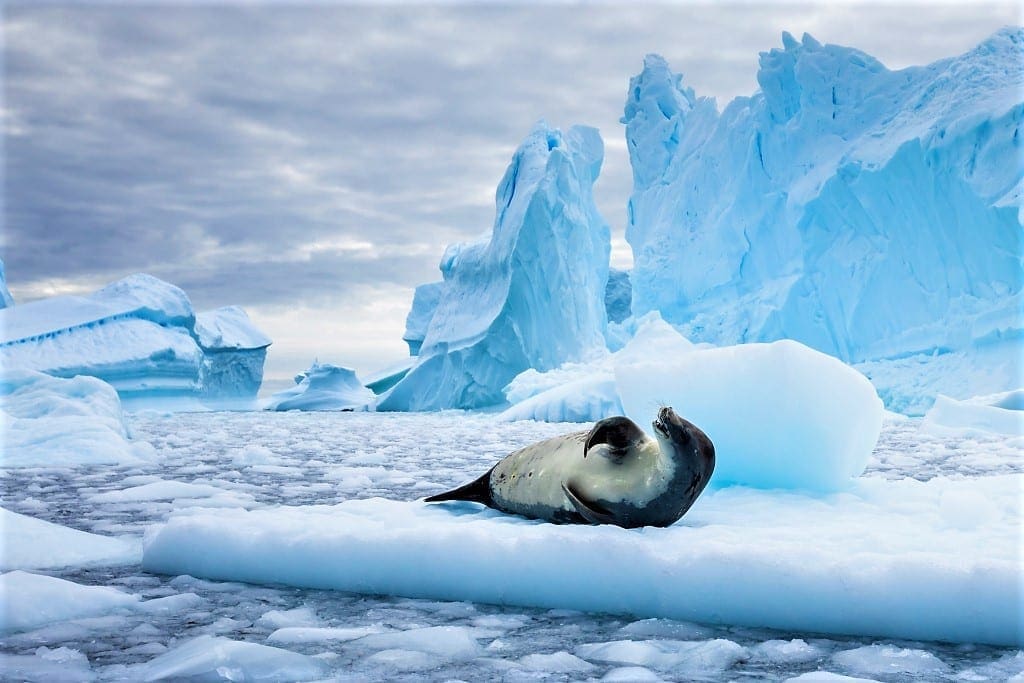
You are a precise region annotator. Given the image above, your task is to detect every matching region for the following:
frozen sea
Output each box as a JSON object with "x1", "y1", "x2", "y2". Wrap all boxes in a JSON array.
[{"x1": 2, "y1": 410, "x2": 1022, "y2": 682}]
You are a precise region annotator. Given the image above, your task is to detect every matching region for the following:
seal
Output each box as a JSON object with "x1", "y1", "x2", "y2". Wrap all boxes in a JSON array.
[{"x1": 424, "y1": 406, "x2": 715, "y2": 528}]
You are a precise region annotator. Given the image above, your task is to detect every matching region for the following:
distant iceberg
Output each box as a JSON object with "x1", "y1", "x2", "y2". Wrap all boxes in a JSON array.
[
  {"x1": 0, "y1": 273, "x2": 271, "y2": 406},
  {"x1": 0, "y1": 258, "x2": 14, "y2": 309},
  {"x1": 380, "y1": 122, "x2": 611, "y2": 411},
  {"x1": 622, "y1": 30, "x2": 1023, "y2": 412},
  {"x1": 265, "y1": 362, "x2": 375, "y2": 412}
]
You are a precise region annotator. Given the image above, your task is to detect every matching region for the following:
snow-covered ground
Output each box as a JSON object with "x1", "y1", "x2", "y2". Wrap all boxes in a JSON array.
[{"x1": 2, "y1": 410, "x2": 1021, "y2": 682}]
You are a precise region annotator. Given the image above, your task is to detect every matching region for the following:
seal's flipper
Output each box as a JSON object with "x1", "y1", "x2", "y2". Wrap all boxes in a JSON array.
[
  {"x1": 561, "y1": 482, "x2": 617, "y2": 525},
  {"x1": 424, "y1": 468, "x2": 494, "y2": 506}
]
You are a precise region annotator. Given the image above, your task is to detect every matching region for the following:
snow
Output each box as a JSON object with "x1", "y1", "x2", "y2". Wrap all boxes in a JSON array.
[
  {"x1": 622, "y1": 31, "x2": 1023, "y2": 412},
  {"x1": 0, "y1": 369, "x2": 154, "y2": 467},
  {"x1": 142, "y1": 469, "x2": 1020, "y2": 647},
  {"x1": 922, "y1": 390, "x2": 1024, "y2": 436},
  {"x1": 0, "y1": 571, "x2": 140, "y2": 632},
  {"x1": 0, "y1": 274, "x2": 269, "y2": 405},
  {"x1": 130, "y1": 635, "x2": 328, "y2": 682},
  {"x1": 0, "y1": 508, "x2": 139, "y2": 570},
  {"x1": 264, "y1": 361, "x2": 374, "y2": 412},
  {"x1": 380, "y1": 121, "x2": 611, "y2": 410},
  {"x1": 617, "y1": 339, "x2": 884, "y2": 491}
]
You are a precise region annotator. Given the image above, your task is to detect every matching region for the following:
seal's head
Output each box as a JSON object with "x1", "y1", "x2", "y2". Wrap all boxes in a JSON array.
[
  {"x1": 652, "y1": 406, "x2": 715, "y2": 472},
  {"x1": 583, "y1": 415, "x2": 648, "y2": 461}
]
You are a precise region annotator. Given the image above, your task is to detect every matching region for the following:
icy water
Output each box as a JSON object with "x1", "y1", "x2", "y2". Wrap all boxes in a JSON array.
[{"x1": 2, "y1": 411, "x2": 1022, "y2": 682}]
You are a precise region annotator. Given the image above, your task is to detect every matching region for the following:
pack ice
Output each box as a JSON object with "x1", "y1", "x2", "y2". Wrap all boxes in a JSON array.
[
  {"x1": 379, "y1": 121, "x2": 610, "y2": 411},
  {"x1": 0, "y1": 273, "x2": 271, "y2": 407},
  {"x1": 623, "y1": 30, "x2": 1022, "y2": 412}
]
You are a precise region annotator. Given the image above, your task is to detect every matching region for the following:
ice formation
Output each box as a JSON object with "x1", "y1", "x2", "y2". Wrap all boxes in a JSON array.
[
  {"x1": 622, "y1": 30, "x2": 1023, "y2": 411},
  {"x1": 0, "y1": 273, "x2": 270, "y2": 406},
  {"x1": 0, "y1": 257, "x2": 14, "y2": 309},
  {"x1": 143, "y1": 471, "x2": 1021, "y2": 647},
  {"x1": 379, "y1": 121, "x2": 611, "y2": 411},
  {"x1": 1, "y1": 508, "x2": 139, "y2": 570},
  {"x1": 616, "y1": 339, "x2": 884, "y2": 491},
  {"x1": 0, "y1": 369, "x2": 155, "y2": 467},
  {"x1": 604, "y1": 268, "x2": 632, "y2": 324},
  {"x1": 265, "y1": 361, "x2": 375, "y2": 411},
  {"x1": 131, "y1": 635, "x2": 329, "y2": 682},
  {"x1": 0, "y1": 571, "x2": 140, "y2": 632},
  {"x1": 921, "y1": 390, "x2": 1024, "y2": 435}
]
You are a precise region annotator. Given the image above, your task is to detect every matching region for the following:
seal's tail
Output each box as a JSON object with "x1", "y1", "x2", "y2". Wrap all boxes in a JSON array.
[{"x1": 424, "y1": 470, "x2": 493, "y2": 505}]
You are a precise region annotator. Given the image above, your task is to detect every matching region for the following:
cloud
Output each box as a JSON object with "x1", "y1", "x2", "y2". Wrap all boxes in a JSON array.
[{"x1": 3, "y1": 2, "x2": 1018, "y2": 373}]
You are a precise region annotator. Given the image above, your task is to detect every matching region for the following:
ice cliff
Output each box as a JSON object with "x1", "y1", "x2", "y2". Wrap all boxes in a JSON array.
[
  {"x1": 379, "y1": 122, "x2": 611, "y2": 411},
  {"x1": 623, "y1": 30, "x2": 1023, "y2": 411},
  {"x1": 0, "y1": 274, "x2": 271, "y2": 406}
]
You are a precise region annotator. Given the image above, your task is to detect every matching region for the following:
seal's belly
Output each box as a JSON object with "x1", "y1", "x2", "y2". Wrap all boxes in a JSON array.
[{"x1": 489, "y1": 432, "x2": 672, "y2": 521}]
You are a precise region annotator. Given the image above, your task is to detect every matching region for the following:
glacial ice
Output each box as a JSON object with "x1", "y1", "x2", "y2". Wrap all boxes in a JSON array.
[
  {"x1": 264, "y1": 361, "x2": 375, "y2": 411},
  {"x1": 142, "y1": 471, "x2": 1022, "y2": 647},
  {"x1": 622, "y1": 30, "x2": 1023, "y2": 410},
  {"x1": 379, "y1": 121, "x2": 611, "y2": 411},
  {"x1": 0, "y1": 257, "x2": 14, "y2": 309},
  {"x1": 0, "y1": 508, "x2": 139, "y2": 571},
  {"x1": 0, "y1": 273, "x2": 270, "y2": 406},
  {"x1": 0, "y1": 369, "x2": 155, "y2": 467},
  {"x1": 616, "y1": 339, "x2": 884, "y2": 491},
  {"x1": 604, "y1": 268, "x2": 632, "y2": 325},
  {"x1": 921, "y1": 390, "x2": 1024, "y2": 435},
  {"x1": 131, "y1": 634, "x2": 329, "y2": 682},
  {"x1": 0, "y1": 571, "x2": 140, "y2": 633}
]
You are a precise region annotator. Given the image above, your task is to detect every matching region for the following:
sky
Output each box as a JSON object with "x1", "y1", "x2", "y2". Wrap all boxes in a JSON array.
[{"x1": 2, "y1": 2, "x2": 1019, "y2": 380}]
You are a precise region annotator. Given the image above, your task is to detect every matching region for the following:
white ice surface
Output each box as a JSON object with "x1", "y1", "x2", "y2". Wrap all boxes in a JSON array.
[
  {"x1": 0, "y1": 571, "x2": 140, "y2": 633},
  {"x1": 142, "y1": 472, "x2": 1021, "y2": 647},
  {"x1": 0, "y1": 508, "x2": 139, "y2": 571},
  {"x1": 130, "y1": 634, "x2": 328, "y2": 682},
  {"x1": 922, "y1": 391, "x2": 1024, "y2": 436},
  {"x1": 264, "y1": 362, "x2": 374, "y2": 412},
  {"x1": 617, "y1": 339, "x2": 884, "y2": 491}
]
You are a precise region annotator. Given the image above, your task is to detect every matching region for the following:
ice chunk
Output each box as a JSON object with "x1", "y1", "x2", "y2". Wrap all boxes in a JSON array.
[
  {"x1": 750, "y1": 639, "x2": 826, "y2": 664},
  {"x1": 602, "y1": 666, "x2": 663, "y2": 681},
  {"x1": 133, "y1": 635, "x2": 328, "y2": 682},
  {"x1": 0, "y1": 273, "x2": 269, "y2": 406},
  {"x1": 0, "y1": 571, "x2": 140, "y2": 632},
  {"x1": 267, "y1": 625, "x2": 387, "y2": 644},
  {"x1": 831, "y1": 645, "x2": 950, "y2": 677},
  {"x1": 575, "y1": 638, "x2": 748, "y2": 672},
  {"x1": 622, "y1": 32, "x2": 1023, "y2": 410},
  {"x1": 1, "y1": 508, "x2": 139, "y2": 570},
  {"x1": 616, "y1": 339, "x2": 883, "y2": 491},
  {"x1": 0, "y1": 369, "x2": 153, "y2": 467},
  {"x1": 142, "y1": 473, "x2": 1021, "y2": 646},
  {"x1": 86, "y1": 480, "x2": 240, "y2": 503},
  {"x1": 265, "y1": 361, "x2": 374, "y2": 412},
  {"x1": 922, "y1": 391, "x2": 1024, "y2": 435},
  {"x1": 0, "y1": 647, "x2": 95, "y2": 683},
  {"x1": 256, "y1": 607, "x2": 323, "y2": 629},
  {"x1": 519, "y1": 651, "x2": 595, "y2": 672},
  {"x1": 0, "y1": 257, "x2": 14, "y2": 308},
  {"x1": 354, "y1": 625, "x2": 487, "y2": 659},
  {"x1": 380, "y1": 121, "x2": 610, "y2": 410},
  {"x1": 786, "y1": 674, "x2": 881, "y2": 683}
]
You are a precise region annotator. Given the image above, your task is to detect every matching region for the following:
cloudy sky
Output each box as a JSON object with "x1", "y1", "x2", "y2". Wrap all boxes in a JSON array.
[{"x1": 3, "y1": 2, "x2": 1018, "y2": 380}]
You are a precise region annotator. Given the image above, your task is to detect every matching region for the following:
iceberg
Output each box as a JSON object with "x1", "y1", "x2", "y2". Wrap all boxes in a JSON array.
[
  {"x1": 0, "y1": 273, "x2": 270, "y2": 406},
  {"x1": 1, "y1": 507, "x2": 139, "y2": 570},
  {"x1": 622, "y1": 30, "x2": 1023, "y2": 412},
  {"x1": 0, "y1": 257, "x2": 14, "y2": 309},
  {"x1": 379, "y1": 121, "x2": 611, "y2": 411},
  {"x1": 604, "y1": 268, "x2": 632, "y2": 325},
  {"x1": 265, "y1": 361, "x2": 375, "y2": 411},
  {"x1": 0, "y1": 369, "x2": 155, "y2": 467}
]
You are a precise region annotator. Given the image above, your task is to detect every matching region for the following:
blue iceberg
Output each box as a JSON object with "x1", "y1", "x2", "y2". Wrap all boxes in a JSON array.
[
  {"x1": 622, "y1": 30, "x2": 1023, "y2": 411},
  {"x1": 265, "y1": 362, "x2": 374, "y2": 412},
  {"x1": 380, "y1": 122, "x2": 611, "y2": 411},
  {"x1": 0, "y1": 273, "x2": 271, "y2": 406}
]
